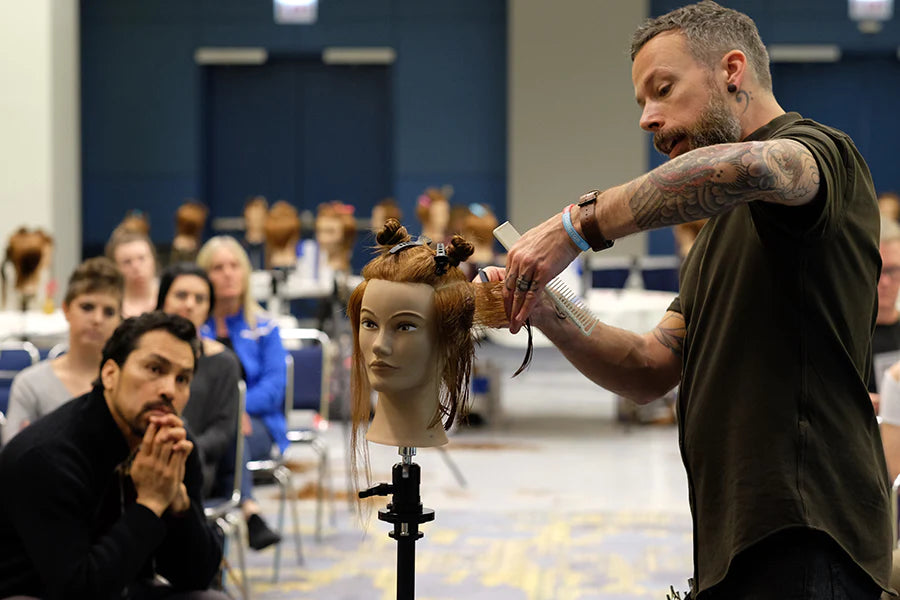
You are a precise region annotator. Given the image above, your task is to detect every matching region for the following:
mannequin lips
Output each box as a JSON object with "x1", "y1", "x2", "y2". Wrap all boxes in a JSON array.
[{"x1": 369, "y1": 361, "x2": 396, "y2": 371}]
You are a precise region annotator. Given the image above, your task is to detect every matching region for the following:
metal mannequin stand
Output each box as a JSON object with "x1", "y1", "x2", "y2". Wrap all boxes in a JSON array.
[{"x1": 359, "y1": 446, "x2": 434, "y2": 600}]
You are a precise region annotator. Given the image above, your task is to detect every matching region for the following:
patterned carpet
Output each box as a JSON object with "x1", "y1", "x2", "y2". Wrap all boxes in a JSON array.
[{"x1": 237, "y1": 504, "x2": 693, "y2": 600}]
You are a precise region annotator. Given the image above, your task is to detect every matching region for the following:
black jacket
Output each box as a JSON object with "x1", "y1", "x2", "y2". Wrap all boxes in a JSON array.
[{"x1": 0, "y1": 387, "x2": 222, "y2": 599}]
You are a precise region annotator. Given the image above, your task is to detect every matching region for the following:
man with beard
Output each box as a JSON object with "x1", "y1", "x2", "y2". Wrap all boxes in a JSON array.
[
  {"x1": 491, "y1": 1, "x2": 890, "y2": 598},
  {"x1": 0, "y1": 311, "x2": 228, "y2": 600}
]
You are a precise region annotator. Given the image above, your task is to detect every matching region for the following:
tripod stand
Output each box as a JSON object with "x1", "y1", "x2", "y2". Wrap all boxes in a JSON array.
[{"x1": 359, "y1": 446, "x2": 434, "y2": 600}]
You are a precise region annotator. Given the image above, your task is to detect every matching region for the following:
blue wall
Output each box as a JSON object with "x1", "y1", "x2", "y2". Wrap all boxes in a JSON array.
[
  {"x1": 80, "y1": 0, "x2": 507, "y2": 251},
  {"x1": 646, "y1": 0, "x2": 900, "y2": 254}
]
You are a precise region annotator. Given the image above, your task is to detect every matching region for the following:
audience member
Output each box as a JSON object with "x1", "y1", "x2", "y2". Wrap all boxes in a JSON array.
[
  {"x1": 106, "y1": 229, "x2": 159, "y2": 318},
  {"x1": 0, "y1": 312, "x2": 226, "y2": 599},
  {"x1": 156, "y1": 262, "x2": 280, "y2": 549},
  {"x1": 869, "y1": 217, "x2": 900, "y2": 412},
  {"x1": 878, "y1": 192, "x2": 900, "y2": 223},
  {"x1": 2, "y1": 257, "x2": 123, "y2": 445},
  {"x1": 196, "y1": 236, "x2": 286, "y2": 548}
]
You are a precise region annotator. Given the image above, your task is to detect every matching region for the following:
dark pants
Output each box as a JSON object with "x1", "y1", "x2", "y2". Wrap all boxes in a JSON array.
[
  {"x1": 699, "y1": 529, "x2": 883, "y2": 600},
  {"x1": 211, "y1": 415, "x2": 275, "y2": 503}
]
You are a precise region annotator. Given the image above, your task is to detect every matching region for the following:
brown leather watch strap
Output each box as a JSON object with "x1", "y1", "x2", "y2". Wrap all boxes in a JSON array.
[{"x1": 577, "y1": 190, "x2": 614, "y2": 251}]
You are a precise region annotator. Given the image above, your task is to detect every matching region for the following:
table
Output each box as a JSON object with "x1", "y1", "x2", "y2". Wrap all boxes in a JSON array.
[{"x1": 0, "y1": 310, "x2": 68, "y2": 348}]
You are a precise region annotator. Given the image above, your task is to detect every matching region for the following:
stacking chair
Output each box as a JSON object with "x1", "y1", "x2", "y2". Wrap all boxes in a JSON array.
[
  {"x1": 204, "y1": 381, "x2": 251, "y2": 600},
  {"x1": 280, "y1": 327, "x2": 336, "y2": 541},
  {"x1": 0, "y1": 341, "x2": 40, "y2": 444},
  {"x1": 47, "y1": 342, "x2": 68, "y2": 359},
  {"x1": 245, "y1": 366, "x2": 304, "y2": 582}
]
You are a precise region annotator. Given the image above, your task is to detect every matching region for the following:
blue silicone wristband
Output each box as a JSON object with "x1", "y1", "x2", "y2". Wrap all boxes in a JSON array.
[{"x1": 562, "y1": 206, "x2": 590, "y2": 252}]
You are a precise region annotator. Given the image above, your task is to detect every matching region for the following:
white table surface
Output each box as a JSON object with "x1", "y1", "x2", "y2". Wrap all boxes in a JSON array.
[{"x1": 0, "y1": 310, "x2": 68, "y2": 347}]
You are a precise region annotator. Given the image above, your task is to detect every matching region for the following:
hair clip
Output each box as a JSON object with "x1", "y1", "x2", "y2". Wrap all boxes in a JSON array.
[
  {"x1": 469, "y1": 203, "x2": 487, "y2": 218},
  {"x1": 389, "y1": 236, "x2": 427, "y2": 255},
  {"x1": 434, "y1": 243, "x2": 449, "y2": 275},
  {"x1": 417, "y1": 194, "x2": 431, "y2": 207}
]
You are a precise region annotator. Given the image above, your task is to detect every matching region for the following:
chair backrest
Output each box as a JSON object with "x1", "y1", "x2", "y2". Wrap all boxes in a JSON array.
[
  {"x1": 230, "y1": 380, "x2": 247, "y2": 505},
  {"x1": 0, "y1": 341, "x2": 41, "y2": 415},
  {"x1": 280, "y1": 328, "x2": 333, "y2": 423},
  {"x1": 47, "y1": 342, "x2": 69, "y2": 360}
]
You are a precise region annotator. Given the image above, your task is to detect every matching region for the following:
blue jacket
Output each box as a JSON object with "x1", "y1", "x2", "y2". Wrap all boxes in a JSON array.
[{"x1": 201, "y1": 310, "x2": 288, "y2": 452}]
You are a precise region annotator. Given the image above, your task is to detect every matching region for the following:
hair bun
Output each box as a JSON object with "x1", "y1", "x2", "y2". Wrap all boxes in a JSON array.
[
  {"x1": 446, "y1": 234, "x2": 475, "y2": 266},
  {"x1": 375, "y1": 218, "x2": 410, "y2": 247}
]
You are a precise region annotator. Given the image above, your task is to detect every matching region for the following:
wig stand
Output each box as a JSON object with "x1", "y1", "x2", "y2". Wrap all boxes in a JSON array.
[{"x1": 359, "y1": 446, "x2": 434, "y2": 600}]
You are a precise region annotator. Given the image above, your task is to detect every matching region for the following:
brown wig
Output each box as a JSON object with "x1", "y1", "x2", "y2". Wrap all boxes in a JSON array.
[
  {"x1": 264, "y1": 200, "x2": 301, "y2": 261},
  {"x1": 174, "y1": 201, "x2": 208, "y2": 240},
  {"x1": 317, "y1": 201, "x2": 358, "y2": 253},
  {"x1": 2, "y1": 228, "x2": 53, "y2": 308},
  {"x1": 415, "y1": 188, "x2": 449, "y2": 230}
]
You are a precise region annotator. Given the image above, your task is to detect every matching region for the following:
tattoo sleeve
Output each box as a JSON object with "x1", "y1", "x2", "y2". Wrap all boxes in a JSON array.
[
  {"x1": 628, "y1": 140, "x2": 821, "y2": 230},
  {"x1": 652, "y1": 312, "x2": 685, "y2": 358}
]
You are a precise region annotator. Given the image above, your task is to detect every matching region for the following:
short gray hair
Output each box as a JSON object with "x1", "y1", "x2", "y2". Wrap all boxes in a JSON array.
[{"x1": 630, "y1": 0, "x2": 772, "y2": 92}]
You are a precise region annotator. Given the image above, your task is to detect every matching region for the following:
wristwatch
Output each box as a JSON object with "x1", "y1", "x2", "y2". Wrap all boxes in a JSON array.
[{"x1": 577, "y1": 190, "x2": 614, "y2": 251}]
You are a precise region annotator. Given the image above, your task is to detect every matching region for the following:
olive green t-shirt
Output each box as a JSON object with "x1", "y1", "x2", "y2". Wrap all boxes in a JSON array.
[{"x1": 670, "y1": 112, "x2": 891, "y2": 594}]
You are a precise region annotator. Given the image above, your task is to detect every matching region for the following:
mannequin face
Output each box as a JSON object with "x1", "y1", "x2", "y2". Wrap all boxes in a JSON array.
[
  {"x1": 163, "y1": 274, "x2": 211, "y2": 330},
  {"x1": 430, "y1": 200, "x2": 450, "y2": 233},
  {"x1": 244, "y1": 203, "x2": 267, "y2": 236},
  {"x1": 316, "y1": 216, "x2": 343, "y2": 252},
  {"x1": 359, "y1": 280, "x2": 438, "y2": 397}
]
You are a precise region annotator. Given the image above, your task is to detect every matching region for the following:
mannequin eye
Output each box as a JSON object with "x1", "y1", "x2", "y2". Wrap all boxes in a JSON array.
[
  {"x1": 397, "y1": 322, "x2": 418, "y2": 332},
  {"x1": 360, "y1": 318, "x2": 377, "y2": 330}
]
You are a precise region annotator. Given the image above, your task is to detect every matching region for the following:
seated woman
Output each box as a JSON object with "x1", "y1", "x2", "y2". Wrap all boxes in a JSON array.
[
  {"x1": 2, "y1": 257, "x2": 123, "y2": 445},
  {"x1": 196, "y1": 236, "x2": 287, "y2": 547},
  {"x1": 106, "y1": 229, "x2": 159, "y2": 318},
  {"x1": 157, "y1": 262, "x2": 280, "y2": 550}
]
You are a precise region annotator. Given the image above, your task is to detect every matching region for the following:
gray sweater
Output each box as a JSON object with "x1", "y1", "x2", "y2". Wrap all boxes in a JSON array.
[{"x1": 2, "y1": 360, "x2": 71, "y2": 446}]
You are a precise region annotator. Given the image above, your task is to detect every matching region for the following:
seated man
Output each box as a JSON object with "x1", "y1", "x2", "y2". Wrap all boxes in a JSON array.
[{"x1": 0, "y1": 312, "x2": 227, "y2": 600}]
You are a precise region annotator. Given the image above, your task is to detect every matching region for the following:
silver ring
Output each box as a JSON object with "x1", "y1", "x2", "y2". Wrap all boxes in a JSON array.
[{"x1": 516, "y1": 277, "x2": 532, "y2": 293}]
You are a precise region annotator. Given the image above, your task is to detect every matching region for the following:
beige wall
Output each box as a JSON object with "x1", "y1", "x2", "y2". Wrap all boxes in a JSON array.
[
  {"x1": 509, "y1": 0, "x2": 649, "y2": 257},
  {"x1": 0, "y1": 0, "x2": 80, "y2": 303}
]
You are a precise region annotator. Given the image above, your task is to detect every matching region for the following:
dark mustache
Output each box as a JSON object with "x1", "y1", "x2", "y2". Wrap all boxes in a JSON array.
[{"x1": 141, "y1": 400, "x2": 175, "y2": 416}]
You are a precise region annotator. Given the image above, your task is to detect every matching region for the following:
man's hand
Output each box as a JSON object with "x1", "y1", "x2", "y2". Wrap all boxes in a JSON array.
[
  {"x1": 504, "y1": 209, "x2": 581, "y2": 333},
  {"x1": 169, "y1": 483, "x2": 191, "y2": 515},
  {"x1": 132, "y1": 415, "x2": 193, "y2": 517},
  {"x1": 477, "y1": 266, "x2": 565, "y2": 331}
]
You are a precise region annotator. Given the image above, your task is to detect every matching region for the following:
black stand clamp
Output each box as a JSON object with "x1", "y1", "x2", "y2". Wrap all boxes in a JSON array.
[{"x1": 359, "y1": 446, "x2": 434, "y2": 600}]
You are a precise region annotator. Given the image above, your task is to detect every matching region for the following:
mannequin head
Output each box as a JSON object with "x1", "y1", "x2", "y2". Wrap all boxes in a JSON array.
[
  {"x1": 415, "y1": 188, "x2": 451, "y2": 243},
  {"x1": 173, "y1": 201, "x2": 208, "y2": 253},
  {"x1": 2, "y1": 227, "x2": 54, "y2": 310},
  {"x1": 316, "y1": 201, "x2": 357, "y2": 271},
  {"x1": 462, "y1": 204, "x2": 499, "y2": 265},
  {"x1": 370, "y1": 198, "x2": 402, "y2": 233},
  {"x1": 264, "y1": 200, "x2": 301, "y2": 269},
  {"x1": 348, "y1": 219, "x2": 478, "y2": 451},
  {"x1": 243, "y1": 196, "x2": 268, "y2": 244}
]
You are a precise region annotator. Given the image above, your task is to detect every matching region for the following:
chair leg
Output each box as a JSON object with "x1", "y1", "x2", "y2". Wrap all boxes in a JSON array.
[
  {"x1": 220, "y1": 514, "x2": 251, "y2": 600},
  {"x1": 277, "y1": 465, "x2": 304, "y2": 563},
  {"x1": 312, "y1": 439, "x2": 327, "y2": 541}
]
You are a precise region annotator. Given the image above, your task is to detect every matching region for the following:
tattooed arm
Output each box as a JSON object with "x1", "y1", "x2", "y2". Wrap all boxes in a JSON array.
[
  {"x1": 601, "y1": 139, "x2": 820, "y2": 238},
  {"x1": 532, "y1": 304, "x2": 684, "y2": 404}
]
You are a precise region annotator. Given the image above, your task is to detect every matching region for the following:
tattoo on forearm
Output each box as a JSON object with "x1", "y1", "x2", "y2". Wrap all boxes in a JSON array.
[{"x1": 629, "y1": 140, "x2": 820, "y2": 229}]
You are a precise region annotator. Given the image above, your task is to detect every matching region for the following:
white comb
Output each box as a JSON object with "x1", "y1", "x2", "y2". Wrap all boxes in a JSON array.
[{"x1": 493, "y1": 221, "x2": 599, "y2": 336}]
